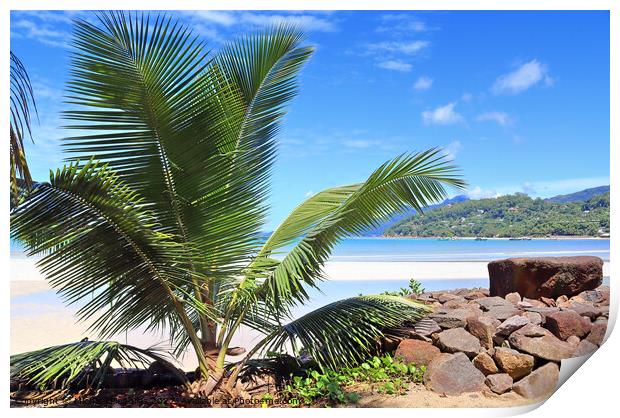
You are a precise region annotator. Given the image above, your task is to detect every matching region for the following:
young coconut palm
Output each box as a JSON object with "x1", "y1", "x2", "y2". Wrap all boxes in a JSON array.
[{"x1": 10, "y1": 12, "x2": 465, "y2": 392}]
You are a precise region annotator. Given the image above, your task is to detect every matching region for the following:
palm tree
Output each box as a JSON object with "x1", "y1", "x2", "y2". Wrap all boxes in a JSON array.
[
  {"x1": 11, "y1": 12, "x2": 465, "y2": 392},
  {"x1": 10, "y1": 52, "x2": 37, "y2": 205}
]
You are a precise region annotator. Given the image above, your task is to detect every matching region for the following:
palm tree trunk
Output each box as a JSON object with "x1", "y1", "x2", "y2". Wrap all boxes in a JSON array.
[{"x1": 200, "y1": 319, "x2": 219, "y2": 371}]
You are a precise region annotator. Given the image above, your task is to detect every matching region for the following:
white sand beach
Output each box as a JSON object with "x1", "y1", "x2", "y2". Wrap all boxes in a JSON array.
[
  {"x1": 12, "y1": 257, "x2": 611, "y2": 288},
  {"x1": 10, "y1": 257, "x2": 611, "y2": 370}
]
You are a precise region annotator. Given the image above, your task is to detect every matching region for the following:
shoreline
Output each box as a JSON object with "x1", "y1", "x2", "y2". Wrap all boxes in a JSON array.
[{"x1": 12, "y1": 260, "x2": 611, "y2": 288}]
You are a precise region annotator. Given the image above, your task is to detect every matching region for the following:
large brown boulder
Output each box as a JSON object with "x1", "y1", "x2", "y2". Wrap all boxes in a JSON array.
[
  {"x1": 488, "y1": 256, "x2": 603, "y2": 299},
  {"x1": 424, "y1": 352, "x2": 486, "y2": 395},
  {"x1": 394, "y1": 339, "x2": 441, "y2": 366}
]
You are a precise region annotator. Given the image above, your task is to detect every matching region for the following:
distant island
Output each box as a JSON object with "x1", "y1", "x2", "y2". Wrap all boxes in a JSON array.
[{"x1": 385, "y1": 188, "x2": 610, "y2": 238}]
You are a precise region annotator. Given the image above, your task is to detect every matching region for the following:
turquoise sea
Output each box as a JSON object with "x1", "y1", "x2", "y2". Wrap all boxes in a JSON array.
[
  {"x1": 11, "y1": 238, "x2": 610, "y2": 318},
  {"x1": 320, "y1": 237, "x2": 610, "y2": 262}
]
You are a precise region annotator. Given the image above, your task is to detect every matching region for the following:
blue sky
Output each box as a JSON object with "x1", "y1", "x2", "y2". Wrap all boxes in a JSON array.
[{"x1": 10, "y1": 10, "x2": 610, "y2": 230}]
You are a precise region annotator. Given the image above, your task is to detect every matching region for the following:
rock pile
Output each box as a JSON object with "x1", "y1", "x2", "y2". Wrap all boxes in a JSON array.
[{"x1": 394, "y1": 282, "x2": 609, "y2": 400}]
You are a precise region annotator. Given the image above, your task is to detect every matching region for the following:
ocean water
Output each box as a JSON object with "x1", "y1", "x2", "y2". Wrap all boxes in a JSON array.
[
  {"x1": 11, "y1": 237, "x2": 610, "y2": 262},
  {"x1": 324, "y1": 237, "x2": 610, "y2": 262},
  {"x1": 12, "y1": 238, "x2": 610, "y2": 313}
]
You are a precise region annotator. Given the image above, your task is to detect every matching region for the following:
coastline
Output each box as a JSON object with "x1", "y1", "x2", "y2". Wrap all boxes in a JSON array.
[{"x1": 11, "y1": 259, "x2": 611, "y2": 289}]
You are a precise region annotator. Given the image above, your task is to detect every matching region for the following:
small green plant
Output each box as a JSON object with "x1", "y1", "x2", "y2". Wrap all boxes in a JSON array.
[
  {"x1": 282, "y1": 354, "x2": 425, "y2": 406},
  {"x1": 381, "y1": 278, "x2": 426, "y2": 297}
]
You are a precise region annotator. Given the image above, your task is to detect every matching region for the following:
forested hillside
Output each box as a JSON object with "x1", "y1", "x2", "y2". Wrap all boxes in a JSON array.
[{"x1": 386, "y1": 192, "x2": 610, "y2": 238}]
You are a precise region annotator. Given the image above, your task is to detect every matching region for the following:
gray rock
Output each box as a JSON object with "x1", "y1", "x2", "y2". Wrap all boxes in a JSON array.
[
  {"x1": 508, "y1": 323, "x2": 575, "y2": 361},
  {"x1": 435, "y1": 328, "x2": 482, "y2": 358},
  {"x1": 485, "y1": 373, "x2": 513, "y2": 394},
  {"x1": 578, "y1": 285, "x2": 610, "y2": 305},
  {"x1": 430, "y1": 308, "x2": 482, "y2": 329},
  {"x1": 523, "y1": 306, "x2": 560, "y2": 323},
  {"x1": 522, "y1": 311, "x2": 543, "y2": 325},
  {"x1": 424, "y1": 353, "x2": 486, "y2": 395},
  {"x1": 512, "y1": 363, "x2": 559, "y2": 399},
  {"x1": 563, "y1": 302, "x2": 600, "y2": 320},
  {"x1": 485, "y1": 306, "x2": 523, "y2": 321},
  {"x1": 414, "y1": 318, "x2": 442, "y2": 337},
  {"x1": 493, "y1": 347, "x2": 534, "y2": 380},
  {"x1": 474, "y1": 296, "x2": 514, "y2": 311},
  {"x1": 438, "y1": 293, "x2": 462, "y2": 304},
  {"x1": 496, "y1": 315, "x2": 530, "y2": 336}
]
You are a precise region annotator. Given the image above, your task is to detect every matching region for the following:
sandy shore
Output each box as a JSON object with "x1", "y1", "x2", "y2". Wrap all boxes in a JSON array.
[
  {"x1": 12, "y1": 258, "x2": 611, "y2": 289},
  {"x1": 10, "y1": 258, "x2": 611, "y2": 369}
]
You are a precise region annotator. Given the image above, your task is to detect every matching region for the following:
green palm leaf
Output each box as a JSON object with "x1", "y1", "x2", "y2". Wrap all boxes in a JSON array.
[
  {"x1": 263, "y1": 295, "x2": 431, "y2": 370},
  {"x1": 11, "y1": 340, "x2": 185, "y2": 390},
  {"x1": 254, "y1": 149, "x2": 466, "y2": 312},
  {"x1": 10, "y1": 160, "x2": 216, "y2": 342},
  {"x1": 10, "y1": 52, "x2": 37, "y2": 203}
]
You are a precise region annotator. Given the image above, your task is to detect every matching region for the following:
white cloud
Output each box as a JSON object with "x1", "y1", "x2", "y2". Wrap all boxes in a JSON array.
[
  {"x1": 465, "y1": 176, "x2": 609, "y2": 200},
  {"x1": 305, "y1": 190, "x2": 314, "y2": 198},
  {"x1": 186, "y1": 10, "x2": 337, "y2": 32},
  {"x1": 11, "y1": 19, "x2": 69, "y2": 48},
  {"x1": 191, "y1": 11, "x2": 237, "y2": 26},
  {"x1": 518, "y1": 177, "x2": 610, "y2": 197},
  {"x1": 444, "y1": 140, "x2": 462, "y2": 160},
  {"x1": 422, "y1": 102, "x2": 464, "y2": 125},
  {"x1": 365, "y1": 40, "x2": 429, "y2": 56},
  {"x1": 376, "y1": 14, "x2": 431, "y2": 33},
  {"x1": 376, "y1": 60, "x2": 412, "y2": 72},
  {"x1": 476, "y1": 111, "x2": 512, "y2": 126},
  {"x1": 344, "y1": 139, "x2": 381, "y2": 149},
  {"x1": 413, "y1": 76, "x2": 433, "y2": 91},
  {"x1": 465, "y1": 186, "x2": 501, "y2": 199},
  {"x1": 492, "y1": 59, "x2": 551, "y2": 95}
]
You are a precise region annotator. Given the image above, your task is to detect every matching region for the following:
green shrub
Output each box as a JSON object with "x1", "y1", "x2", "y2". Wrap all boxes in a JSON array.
[
  {"x1": 381, "y1": 278, "x2": 426, "y2": 297},
  {"x1": 282, "y1": 354, "x2": 425, "y2": 406}
]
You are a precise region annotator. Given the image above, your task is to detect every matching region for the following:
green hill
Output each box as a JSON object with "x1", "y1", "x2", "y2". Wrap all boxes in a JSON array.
[
  {"x1": 546, "y1": 185, "x2": 610, "y2": 203},
  {"x1": 386, "y1": 192, "x2": 610, "y2": 238}
]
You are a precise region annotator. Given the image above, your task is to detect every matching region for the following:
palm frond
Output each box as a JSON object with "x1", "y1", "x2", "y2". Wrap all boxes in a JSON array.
[
  {"x1": 10, "y1": 52, "x2": 37, "y2": 202},
  {"x1": 255, "y1": 149, "x2": 466, "y2": 312},
  {"x1": 10, "y1": 160, "x2": 216, "y2": 342},
  {"x1": 63, "y1": 13, "x2": 314, "y2": 290},
  {"x1": 264, "y1": 295, "x2": 432, "y2": 370},
  {"x1": 11, "y1": 340, "x2": 185, "y2": 390}
]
